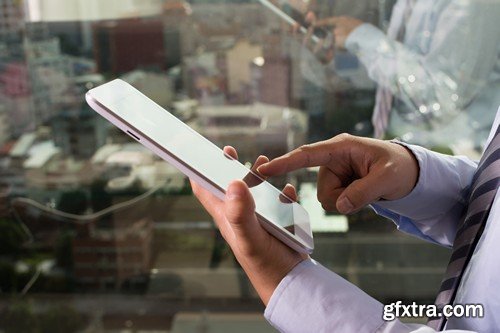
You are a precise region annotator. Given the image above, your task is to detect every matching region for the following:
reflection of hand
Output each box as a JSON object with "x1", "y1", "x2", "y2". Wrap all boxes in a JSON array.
[
  {"x1": 190, "y1": 146, "x2": 306, "y2": 305},
  {"x1": 314, "y1": 16, "x2": 364, "y2": 49},
  {"x1": 258, "y1": 134, "x2": 419, "y2": 215},
  {"x1": 292, "y1": 11, "x2": 317, "y2": 34},
  {"x1": 295, "y1": 11, "x2": 335, "y2": 64}
]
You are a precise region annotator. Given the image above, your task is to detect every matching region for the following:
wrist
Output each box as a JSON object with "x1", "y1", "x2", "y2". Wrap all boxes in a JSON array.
[
  {"x1": 400, "y1": 145, "x2": 419, "y2": 191},
  {"x1": 241, "y1": 249, "x2": 305, "y2": 305},
  {"x1": 389, "y1": 141, "x2": 420, "y2": 199}
]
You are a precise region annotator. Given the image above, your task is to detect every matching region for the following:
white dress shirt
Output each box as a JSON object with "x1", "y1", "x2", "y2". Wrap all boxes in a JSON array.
[
  {"x1": 345, "y1": 0, "x2": 500, "y2": 149},
  {"x1": 263, "y1": 108, "x2": 500, "y2": 332}
]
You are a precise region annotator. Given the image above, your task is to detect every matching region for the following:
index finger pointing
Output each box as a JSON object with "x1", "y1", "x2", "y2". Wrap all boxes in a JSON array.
[{"x1": 257, "y1": 141, "x2": 335, "y2": 176}]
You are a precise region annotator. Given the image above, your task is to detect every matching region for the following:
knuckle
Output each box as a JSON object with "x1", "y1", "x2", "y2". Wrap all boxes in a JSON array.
[
  {"x1": 225, "y1": 208, "x2": 244, "y2": 225},
  {"x1": 297, "y1": 144, "x2": 312, "y2": 153},
  {"x1": 382, "y1": 160, "x2": 398, "y2": 178},
  {"x1": 381, "y1": 161, "x2": 404, "y2": 192},
  {"x1": 337, "y1": 132, "x2": 352, "y2": 142},
  {"x1": 295, "y1": 145, "x2": 313, "y2": 167}
]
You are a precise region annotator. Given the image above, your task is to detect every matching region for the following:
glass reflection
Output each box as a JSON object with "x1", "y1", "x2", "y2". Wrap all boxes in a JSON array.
[{"x1": 0, "y1": 0, "x2": 497, "y2": 331}]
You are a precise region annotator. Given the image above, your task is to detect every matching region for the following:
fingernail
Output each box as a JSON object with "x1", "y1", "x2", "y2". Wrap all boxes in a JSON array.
[
  {"x1": 227, "y1": 183, "x2": 245, "y2": 200},
  {"x1": 337, "y1": 196, "x2": 354, "y2": 214}
]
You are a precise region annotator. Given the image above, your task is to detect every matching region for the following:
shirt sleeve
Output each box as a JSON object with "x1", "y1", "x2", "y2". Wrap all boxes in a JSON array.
[
  {"x1": 344, "y1": 0, "x2": 500, "y2": 123},
  {"x1": 372, "y1": 142, "x2": 477, "y2": 247},
  {"x1": 265, "y1": 259, "x2": 477, "y2": 333},
  {"x1": 264, "y1": 259, "x2": 386, "y2": 332}
]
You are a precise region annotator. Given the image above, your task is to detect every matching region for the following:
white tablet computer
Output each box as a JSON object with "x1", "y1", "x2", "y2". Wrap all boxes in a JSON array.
[{"x1": 86, "y1": 79, "x2": 314, "y2": 254}]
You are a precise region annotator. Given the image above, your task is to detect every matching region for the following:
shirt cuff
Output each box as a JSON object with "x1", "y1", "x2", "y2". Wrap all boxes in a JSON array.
[
  {"x1": 265, "y1": 258, "x2": 385, "y2": 333},
  {"x1": 264, "y1": 259, "x2": 314, "y2": 323}
]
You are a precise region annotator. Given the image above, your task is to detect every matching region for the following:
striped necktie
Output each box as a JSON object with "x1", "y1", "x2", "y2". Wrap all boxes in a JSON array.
[
  {"x1": 372, "y1": 0, "x2": 415, "y2": 138},
  {"x1": 428, "y1": 124, "x2": 500, "y2": 330}
]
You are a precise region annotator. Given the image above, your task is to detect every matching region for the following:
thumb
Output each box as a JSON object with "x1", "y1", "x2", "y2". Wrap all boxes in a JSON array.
[
  {"x1": 225, "y1": 180, "x2": 262, "y2": 244},
  {"x1": 336, "y1": 172, "x2": 385, "y2": 214}
]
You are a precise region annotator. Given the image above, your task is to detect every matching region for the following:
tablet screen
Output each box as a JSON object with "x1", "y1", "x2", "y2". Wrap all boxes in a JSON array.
[{"x1": 88, "y1": 80, "x2": 313, "y2": 250}]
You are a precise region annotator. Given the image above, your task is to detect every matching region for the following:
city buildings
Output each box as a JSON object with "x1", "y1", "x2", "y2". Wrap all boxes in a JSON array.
[
  {"x1": 225, "y1": 39, "x2": 262, "y2": 97},
  {"x1": 92, "y1": 19, "x2": 166, "y2": 74},
  {"x1": 121, "y1": 70, "x2": 174, "y2": 107},
  {"x1": 0, "y1": 0, "x2": 85, "y2": 136},
  {"x1": 252, "y1": 57, "x2": 292, "y2": 107},
  {"x1": 50, "y1": 105, "x2": 107, "y2": 159},
  {"x1": 0, "y1": 0, "x2": 23, "y2": 37},
  {"x1": 0, "y1": 62, "x2": 35, "y2": 136},
  {"x1": 73, "y1": 217, "x2": 153, "y2": 291},
  {"x1": 0, "y1": 104, "x2": 9, "y2": 146},
  {"x1": 191, "y1": 103, "x2": 308, "y2": 161}
]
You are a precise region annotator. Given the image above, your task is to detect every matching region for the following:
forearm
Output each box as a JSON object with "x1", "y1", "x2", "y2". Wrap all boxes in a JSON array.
[{"x1": 237, "y1": 244, "x2": 305, "y2": 305}]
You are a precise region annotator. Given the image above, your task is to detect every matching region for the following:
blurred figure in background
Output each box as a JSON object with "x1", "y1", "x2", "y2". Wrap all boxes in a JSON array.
[{"x1": 306, "y1": 0, "x2": 500, "y2": 154}]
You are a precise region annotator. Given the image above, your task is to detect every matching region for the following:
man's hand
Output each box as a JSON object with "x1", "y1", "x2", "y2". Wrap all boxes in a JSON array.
[
  {"x1": 190, "y1": 146, "x2": 306, "y2": 305},
  {"x1": 314, "y1": 16, "x2": 364, "y2": 49},
  {"x1": 258, "y1": 134, "x2": 419, "y2": 215}
]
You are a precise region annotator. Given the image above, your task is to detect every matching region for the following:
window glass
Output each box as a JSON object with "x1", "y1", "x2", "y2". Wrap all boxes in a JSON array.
[{"x1": 0, "y1": 0, "x2": 498, "y2": 331}]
